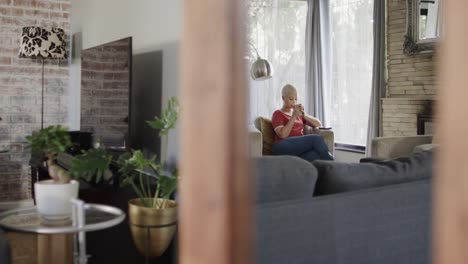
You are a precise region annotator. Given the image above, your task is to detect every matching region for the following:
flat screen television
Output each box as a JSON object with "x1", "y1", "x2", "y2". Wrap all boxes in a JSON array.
[{"x1": 80, "y1": 37, "x2": 132, "y2": 148}]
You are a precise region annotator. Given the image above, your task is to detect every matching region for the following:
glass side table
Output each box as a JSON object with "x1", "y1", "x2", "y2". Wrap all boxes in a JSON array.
[{"x1": 0, "y1": 199, "x2": 125, "y2": 264}]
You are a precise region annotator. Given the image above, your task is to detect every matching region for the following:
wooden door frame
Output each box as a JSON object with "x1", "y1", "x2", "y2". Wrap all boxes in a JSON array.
[
  {"x1": 179, "y1": 0, "x2": 253, "y2": 263},
  {"x1": 433, "y1": 1, "x2": 468, "y2": 263}
]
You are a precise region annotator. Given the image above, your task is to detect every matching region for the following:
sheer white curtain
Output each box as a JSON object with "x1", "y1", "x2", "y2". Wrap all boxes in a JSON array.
[
  {"x1": 247, "y1": 0, "x2": 308, "y2": 124},
  {"x1": 328, "y1": 0, "x2": 374, "y2": 145}
]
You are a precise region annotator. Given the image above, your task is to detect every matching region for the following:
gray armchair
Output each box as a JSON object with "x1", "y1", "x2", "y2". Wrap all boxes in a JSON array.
[
  {"x1": 368, "y1": 135, "x2": 434, "y2": 160},
  {"x1": 250, "y1": 117, "x2": 334, "y2": 157}
]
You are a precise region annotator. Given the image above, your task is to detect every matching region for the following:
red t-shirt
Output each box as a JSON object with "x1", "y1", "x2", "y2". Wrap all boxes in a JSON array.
[{"x1": 271, "y1": 110, "x2": 305, "y2": 143}]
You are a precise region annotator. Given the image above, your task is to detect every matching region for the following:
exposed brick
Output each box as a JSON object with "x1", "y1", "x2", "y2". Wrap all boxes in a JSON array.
[
  {"x1": 0, "y1": 37, "x2": 12, "y2": 47},
  {"x1": 24, "y1": 9, "x2": 49, "y2": 19},
  {"x1": 46, "y1": 68, "x2": 68, "y2": 76},
  {"x1": 0, "y1": 57, "x2": 12, "y2": 65},
  {"x1": 0, "y1": 26, "x2": 21, "y2": 35},
  {"x1": 0, "y1": 0, "x2": 71, "y2": 201},
  {"x1": 0, "y1": 126, "x2": 9, "y2": 134},
  {"x1": 0, "y1": 16, "x2": 38, "y2": 27},
  {"x1": 60, "y1": 2, "x2": 69, "y2": 11},
  {"x1": 99, "y1": 99, "x2": 128, "y2": 108},
  {"x1": 59, "y1": 22, "x2": 70, "y2": 30},
  {"x1": 0, "y1": 6, "x2": 10, "y2": 14},
  {"x1": 0, "y1": 134, "x2": 10, "y2": 142},
  {"x1": 386, "y1": 0, "x2": 437, "y2": 100},
  {"x1": 103, "y1": 81, "x2": 129, "y2": 90},
  {"x1": 0, "y1": 66, "x2": 41, "y2": 75},
  {"x1": 38, "y1": 1, "x2": 60, "y2": 10},
  {"x1": 49, "y1": 11, "x2": 68, "y2": 21},
  {"x1": 12, "y1": 0, "x2": 40, "y2": 8},
  {"x1": 9, "y1": 143, "x2": 23, "y2": 152},
  {"x1": 11, "y1": 7, "x2": 23, "y2": 16},
  {"x1": 45, "y1": 77, "x2": 68, "y2": 87}
]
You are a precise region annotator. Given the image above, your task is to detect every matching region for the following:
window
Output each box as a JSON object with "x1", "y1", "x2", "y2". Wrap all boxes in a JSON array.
[
  {"x1": 247, "y1": 0, "x2": 308, "y2": 124},
  {"x1": 328, "y1": 0, "x2": 374, "y2": 146}
]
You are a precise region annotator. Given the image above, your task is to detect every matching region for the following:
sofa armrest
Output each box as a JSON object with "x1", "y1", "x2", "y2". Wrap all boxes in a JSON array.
[
  {"x1": 370, "y1": 135, "x2": 433, "y2": 159},
  {"x1": 249, "y1": 125, "x2": 263, "y2": 157}
]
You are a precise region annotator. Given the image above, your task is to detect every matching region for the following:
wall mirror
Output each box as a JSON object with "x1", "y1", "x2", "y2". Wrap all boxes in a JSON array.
[
  {"x1": 404, "y1": 0, "x2": 441, "y2": 55},
  {"x1": 81, "y1": 37, "x2": 132, "y2": 148}
]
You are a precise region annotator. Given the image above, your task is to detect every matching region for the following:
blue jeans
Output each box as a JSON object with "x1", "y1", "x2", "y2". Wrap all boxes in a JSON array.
[{"x1": 272, "y1": 134, "x2": 334, "y2": 162}]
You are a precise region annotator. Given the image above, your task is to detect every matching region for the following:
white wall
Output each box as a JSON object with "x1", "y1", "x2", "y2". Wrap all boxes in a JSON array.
[{"x1": 70, "y1": 0, "x2": 183, "y2": 161}]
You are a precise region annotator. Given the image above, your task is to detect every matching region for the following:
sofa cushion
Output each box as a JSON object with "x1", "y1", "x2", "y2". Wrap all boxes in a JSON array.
[
  {"x1": 313, "y1": 150, "x2": 433, "y2": 195},
  {"x1": 254, "y1": 156, "x2": 318, "y2": 203}
]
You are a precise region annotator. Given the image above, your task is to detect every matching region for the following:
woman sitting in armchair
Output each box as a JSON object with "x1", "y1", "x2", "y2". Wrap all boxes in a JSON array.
[{"x1": 271, "y1": 84, "x2": 333, "y2": 162}]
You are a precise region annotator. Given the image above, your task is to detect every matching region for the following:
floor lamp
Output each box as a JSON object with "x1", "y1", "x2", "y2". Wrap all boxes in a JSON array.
[
  {"x1": 248, "y1": 42, "x2": 273, "y2": 81},
  {"x1": 18, "y1": 27, "x2": 67, "y2": 129}
]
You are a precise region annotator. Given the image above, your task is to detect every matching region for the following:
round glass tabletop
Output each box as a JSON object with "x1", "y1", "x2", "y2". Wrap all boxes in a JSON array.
[{"x1": 0, "y1": 204, "x2": 126, "y2": 234}]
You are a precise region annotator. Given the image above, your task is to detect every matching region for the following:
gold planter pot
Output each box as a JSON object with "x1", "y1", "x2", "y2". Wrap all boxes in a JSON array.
[{"x1": 128, "y1": 198, "x2": 177, "y2": 257}]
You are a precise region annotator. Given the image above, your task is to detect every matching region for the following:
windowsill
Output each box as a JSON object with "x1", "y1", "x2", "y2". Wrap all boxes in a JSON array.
[{"x1": 334, "y1": 143, "x2": 366, "y2": 154}]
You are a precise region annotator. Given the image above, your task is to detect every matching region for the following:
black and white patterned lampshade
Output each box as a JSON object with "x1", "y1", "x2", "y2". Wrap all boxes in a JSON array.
[{"x1": 18, "y1": 27, "x2": 67, "y2": 59}]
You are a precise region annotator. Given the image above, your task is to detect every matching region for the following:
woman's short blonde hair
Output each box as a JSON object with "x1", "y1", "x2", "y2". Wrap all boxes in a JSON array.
[{"x1": 281, "y1": 84, "x2": 297, "y2": 97}]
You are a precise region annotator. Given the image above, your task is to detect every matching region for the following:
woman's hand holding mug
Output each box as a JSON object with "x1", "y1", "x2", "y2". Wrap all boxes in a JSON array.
[{"x1": 293, "y1": 104, "x2": 304, "y2": 117}]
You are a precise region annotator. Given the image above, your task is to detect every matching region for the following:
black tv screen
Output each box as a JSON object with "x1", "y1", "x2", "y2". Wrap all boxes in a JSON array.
[{"x1": 80, "y1": 37, "x2": 132, "y2": 148}]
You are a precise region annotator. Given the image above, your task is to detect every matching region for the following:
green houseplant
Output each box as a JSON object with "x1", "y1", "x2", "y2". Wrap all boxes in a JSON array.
[
  {"x1": 69, "y1": 148, "x2": 113, "y2": 185},
  {"x1": 117, "y1": 150, "x2": 178, "y2": 209},
  {"x1": 27, "y1": 125, "x2": 72, "y2": 183},
  {"x1": 26, "y1": 125, "x2": 79, "y2": 220},
  {"x1": 27, "y1": 126, "x2": 114, "y2": 220},
  {"x1": 119, "y1": 96, "x2": 180, "y2": 257}
]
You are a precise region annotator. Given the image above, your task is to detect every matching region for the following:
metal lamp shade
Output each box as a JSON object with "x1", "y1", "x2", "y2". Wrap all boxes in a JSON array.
[
  {"x1": 18, "y1": 27, "x2": 67, "y2": 59},
  {"x1": 251, "y1": 57, "x2": 273, "y2": 81}
]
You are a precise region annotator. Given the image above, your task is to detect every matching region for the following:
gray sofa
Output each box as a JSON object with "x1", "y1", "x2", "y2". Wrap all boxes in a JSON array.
[
  {"x1": 0, "y1": 228, "x2": 11, "y2": 264},
  {"x1": 254, "y1": 154, "x2": 432, "y2": 264}
]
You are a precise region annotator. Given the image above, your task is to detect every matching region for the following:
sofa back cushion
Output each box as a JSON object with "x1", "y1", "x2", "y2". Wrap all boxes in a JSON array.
[
  {"x1": 254, "y1": 156, "x2": 318, "y2": 203},
  {"x1": 313, "y1": 150, "x2": 433, "y2": 195}
]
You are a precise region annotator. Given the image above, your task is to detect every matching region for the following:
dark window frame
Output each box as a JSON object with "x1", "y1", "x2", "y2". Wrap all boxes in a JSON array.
[{"x1": 334, "y1": 142, "x2": 366, "y2": 154}]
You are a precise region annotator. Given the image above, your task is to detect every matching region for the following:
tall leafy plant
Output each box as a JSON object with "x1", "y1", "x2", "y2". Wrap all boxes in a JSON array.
[
  {"x1": 118, "y1": 150, "x2": 178, "y2": 208},
  {"x1": 146, "y1": 97, "x2": 179, "y2": 137},
  {"x1": 118, "y1": 96, "x2": 179, "y2": 209}
]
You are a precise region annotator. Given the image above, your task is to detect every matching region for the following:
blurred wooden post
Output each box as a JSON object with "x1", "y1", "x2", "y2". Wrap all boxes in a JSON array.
[
  {"x1": 179, "y1": 0, "x2": 252, "y2": 263},
  {"x1": 434, "y1": 1, "x2": 468, "y2": 263}
]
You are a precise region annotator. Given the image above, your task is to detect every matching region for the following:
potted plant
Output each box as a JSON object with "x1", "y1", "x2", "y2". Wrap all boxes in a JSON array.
[
  {"x1": 26, "y1": 125, "x2": 79, "y2": 220},
  {"x1": 118, "y1": 97, "x2": 179, "y2": 257},
  {"x1": 69, "y1": 147, "x2": 114, "y2": 186},
  {"x1": 147, "y1": 96, "x2": 179, "y2": 153}
]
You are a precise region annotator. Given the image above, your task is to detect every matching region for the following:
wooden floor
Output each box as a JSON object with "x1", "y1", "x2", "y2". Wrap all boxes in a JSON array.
[{"x1": 5, "y1": 232, "x2": 37, "y2": 264}]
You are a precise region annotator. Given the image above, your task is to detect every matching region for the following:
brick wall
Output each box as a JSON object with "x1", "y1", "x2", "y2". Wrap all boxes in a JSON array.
[
  {"x1": 81, "y1": 38, "x2": 130, "y2": 147},
  {"x1": 0, "y1": 0, "x2": 70, "y2": 202},
  {"x1": 383, "y1": 0, "x2": 438, "y2": 137}
]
